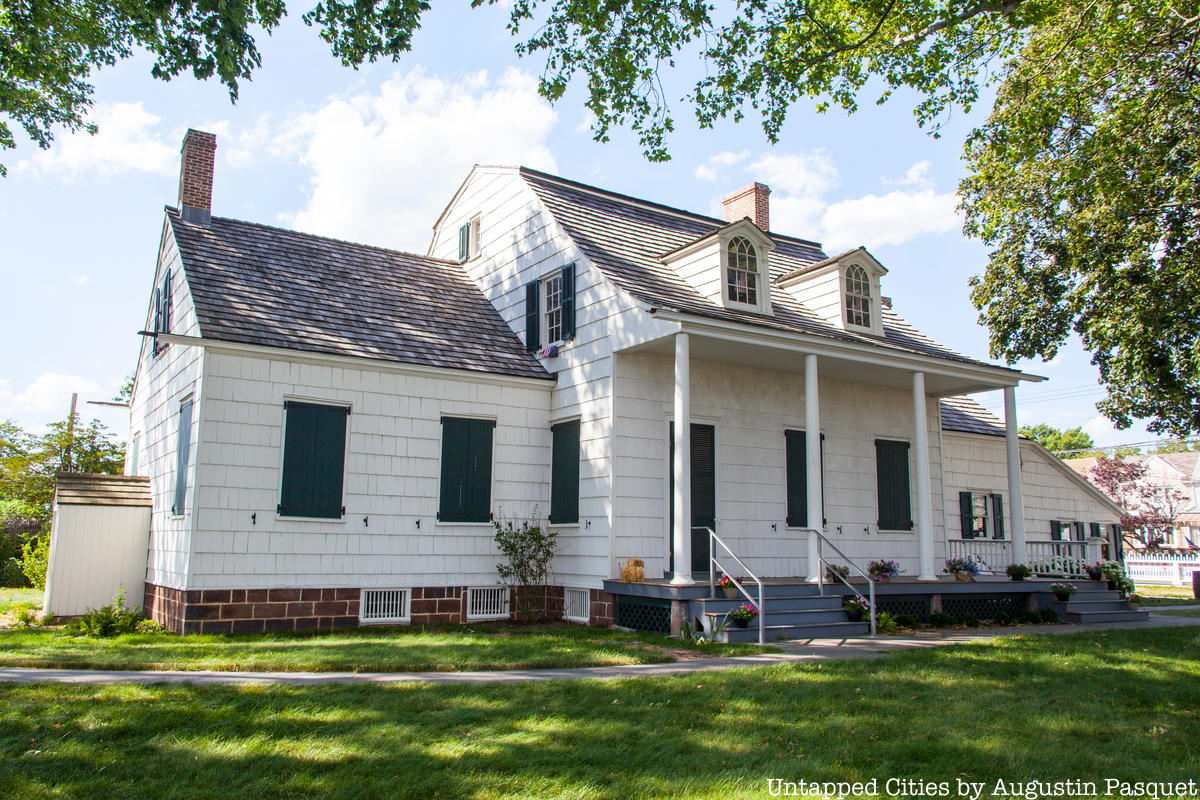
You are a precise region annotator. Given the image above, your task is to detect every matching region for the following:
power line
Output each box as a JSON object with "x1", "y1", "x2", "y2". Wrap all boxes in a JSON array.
[{"x1": 1054, "y1": 437, "x2": 1200, "y2": 457}]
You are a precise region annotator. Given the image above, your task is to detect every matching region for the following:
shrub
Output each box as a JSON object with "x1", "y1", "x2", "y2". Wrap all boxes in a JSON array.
[
  {"x1": 492, "y1": 508, "x2": 558, "y2": 621},
  {"x1": 1039, "y1": 607, "x2": 1059, "y2": 623},
  {"x1": 956, "y1": 614, "x2": 981, "y2": 628},
  {"x1": 19, "y1": 534, "x2": 49, "y2": 589},
  {"x1": 991, "y1": 611, "x2": 1013, "y2": 626},
  {"x1": 1019, "y1": 609, "x2": 1043, "y2": 624},
  {"x1": 874, "y1": 610, "x2": 899, "y2": 634},
  {"x1": 893, "y1": 613, "x2": 919, "y2": 629},
  {"x1": 70, "y1": 587, "x2": 144, "y2": 638},
  {"x1": 1005, "y1": 563, "x2": 1032, "y2": 581},
  {"x1": 13, "y1": 603, "x2": 41, "y2": 628},
  {"x1": 929, "y1": 610, "x2": 955, "y2": 628}
]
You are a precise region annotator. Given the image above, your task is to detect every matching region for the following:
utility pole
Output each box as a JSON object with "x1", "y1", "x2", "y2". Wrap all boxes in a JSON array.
[{"x1": 63, "y1": 393, "x2": 77, "y2": 472}]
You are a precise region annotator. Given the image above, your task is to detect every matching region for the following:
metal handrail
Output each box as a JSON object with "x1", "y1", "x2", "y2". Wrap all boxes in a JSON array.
[
  {"x1": 704, "y1": 527, "x2": 765, "y2": 645},
  {"x1": 806, "y1": 528, "x2": 877, "y2": 636}
]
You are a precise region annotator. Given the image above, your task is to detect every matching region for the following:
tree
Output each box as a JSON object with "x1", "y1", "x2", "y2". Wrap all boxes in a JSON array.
[
  {"x1": 1019, "y1": 423, "x2": 1095, "y2": 456},
  {"x1": 1, "y1": 0, "x2": 430, "y2": 175},
  {"x1": 0, "y1": 412, "x2": 125, "y2": 518},
  {"x1": 1088, "y1": 454, "x2": 1186, "y2": 550}
]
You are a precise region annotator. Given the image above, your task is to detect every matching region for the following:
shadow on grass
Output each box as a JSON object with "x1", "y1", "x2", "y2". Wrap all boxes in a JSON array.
[{"x1": 1, "y1": 627, "x2": 1198, "y2": 799}]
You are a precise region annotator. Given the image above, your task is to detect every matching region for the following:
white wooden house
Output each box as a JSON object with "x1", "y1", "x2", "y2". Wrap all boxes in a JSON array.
[{"x1": 126, "y1": 130, "x2": 1128, "y2": 635}]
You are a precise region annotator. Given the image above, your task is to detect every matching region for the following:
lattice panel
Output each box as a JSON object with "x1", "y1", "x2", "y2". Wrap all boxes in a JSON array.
[
  {"x1": 942, "y1": 594, "x2": 1024, "y2": 620},
  {"x1": 876, "y1": 596, "x2": 931, "y2": 623},
  {"x1": 615, "y1": 596, "x2": 671, "y2": 634}
]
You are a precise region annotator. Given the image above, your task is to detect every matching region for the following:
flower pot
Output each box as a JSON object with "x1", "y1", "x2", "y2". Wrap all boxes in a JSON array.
[
  {"x1": 1107, "y1": 580, "x2": 1117, "y2": 590},
  {"x1": 845, "y1": 609, "x2": 864, "y2": 622},
  {"x1": 1009, "y1": 576, "x2": 1026, "y2": 582},
  {"x1": 733, "y1": 617, "x2": 750, "y2": 628},
  {"x1": 722, "y1": 585, "x2": 738, "y2": 599},
  {"x1": 873, "y1": 575, "x2": 892, "y2": 584},
  {"x1": 1053, "y1": 592, "x2": 1071, "y2": 602},
  {"x1": 953, "y1": 572, "x2": 975, "y2": 582},
  {"x1": 1127, "y1": 602, "x2": 1141, "y2": 612}
]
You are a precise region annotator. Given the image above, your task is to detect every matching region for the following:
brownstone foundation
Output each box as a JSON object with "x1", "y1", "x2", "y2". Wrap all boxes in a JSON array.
[{"x1": 144, "y1": 582, "x2": 617, "y2": 635}]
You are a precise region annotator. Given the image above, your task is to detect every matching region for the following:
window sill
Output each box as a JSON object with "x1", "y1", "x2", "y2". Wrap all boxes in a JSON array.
[
  {"x1": 276, "y1": 515, "x2": 347, "y2": 524},
  {"x1": 549, "y1": 521, "x2": 580, "y2": 529},
  {"x1": 434, "y1": 520, "x2": 494, "y2": 527},
  {"x1": 878, "y1": 528, "x2": 915, "y2": 535}
]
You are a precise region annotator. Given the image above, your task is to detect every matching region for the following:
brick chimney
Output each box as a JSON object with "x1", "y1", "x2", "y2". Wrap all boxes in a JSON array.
[
  {"x1": 722, "y1": 182, "x2": 771, "y2": 231},
  {"x1": 177, "y1": 129, "x2": 216, "y2": 225}
]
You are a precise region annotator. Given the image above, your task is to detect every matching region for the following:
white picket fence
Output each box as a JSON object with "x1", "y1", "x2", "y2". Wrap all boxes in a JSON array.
[{"x1": 1125, "y1": 553, "x2": 1200, "y2": 586}]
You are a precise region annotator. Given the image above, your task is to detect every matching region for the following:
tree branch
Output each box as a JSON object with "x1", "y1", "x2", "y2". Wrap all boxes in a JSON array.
[{"x1": 894, "y1": 0, "x2": 1025, "y2": 46}]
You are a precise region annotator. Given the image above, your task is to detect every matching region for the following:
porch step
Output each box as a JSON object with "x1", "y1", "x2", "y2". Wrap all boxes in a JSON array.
[
  {"x1": 698, "y1": 594, "x2": 845, "y2": 611},
  {"x1": 1059, "y1": 599, "x2": 1131, "y2": 612},
  {"x1": 1062, "y1": 609, "x2": 1151, "y2": 623},
  {"x1": 703, "y1": 607, "x2": 850, "y2": 627},
  {"x1": 717, "y1": 620, "x2": 871, "y2": 642},
  {"x1": 709, "y1": 582, "x2": 827, "y2": 599}
]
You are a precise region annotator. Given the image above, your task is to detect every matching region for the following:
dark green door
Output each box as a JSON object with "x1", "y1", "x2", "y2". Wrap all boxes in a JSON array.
[{"x1": 669, "y1": 423, "x2": 716, "y2": 576}]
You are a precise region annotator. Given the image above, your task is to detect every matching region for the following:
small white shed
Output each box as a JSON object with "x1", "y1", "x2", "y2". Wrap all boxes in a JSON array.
[{"x1": 44, "y1": 473, "x2": 152, "y2": 617}]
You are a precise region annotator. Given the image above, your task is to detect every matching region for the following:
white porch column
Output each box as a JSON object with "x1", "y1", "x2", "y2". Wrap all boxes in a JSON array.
[
  {"x1": 671, "y1": 332, "x2": 694, "y2": 585},
  {"x1": 1004, "y1": 386, "x2": 1028, "y2": 565},
  {"x1": 805, "y1": 354, "x2": 822, "y2": 582},
  {"x1": 912, "y1": 371, "x2": 937, "y2": 581}
]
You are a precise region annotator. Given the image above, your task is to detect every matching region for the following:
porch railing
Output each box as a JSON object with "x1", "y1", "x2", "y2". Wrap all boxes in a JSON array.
[
  {"x1": 705, "y1": 527, "x2": 765, "y2": 644},
  {"x1": 946, "y1": 539, "x2": 1011, "y2": 573},
  {"x1": 810, "y1": 528, "x2": 877, "y2": 636},
  {"x1": 1027, "y1": 540, "x2": 1088, "y2": 576}
]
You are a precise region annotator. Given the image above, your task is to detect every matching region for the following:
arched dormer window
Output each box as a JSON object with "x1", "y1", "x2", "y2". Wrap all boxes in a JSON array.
[
  {"x1": 727, "y1": 236, "x2": 758, "y2": 305},
  {"x1": 845, "y1": 265, "x2": 872, "y2": 328}
]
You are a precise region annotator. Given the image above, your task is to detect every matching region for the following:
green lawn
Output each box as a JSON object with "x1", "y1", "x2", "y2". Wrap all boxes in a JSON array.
[
  {"x1": 1138, "y1": 585, "x2": 1198, "y2": 606},
  {"x1": 0, "y1": 624, "x2": 767, "y2": 673},
  {"x1": 0, "y1": 588, "x2": 40, "y2": 615},
  {"x1": 1, "y1": 627, "x2": 1197, "y2": 799},
  {"x1": 1156, "y1": 608, "x2": 1200, "y2": 617}
]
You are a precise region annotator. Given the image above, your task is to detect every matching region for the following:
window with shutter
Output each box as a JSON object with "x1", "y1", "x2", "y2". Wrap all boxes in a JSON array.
[
  {"x1": 278, "y1": 401, "x2": 349, "y2": 518},
  {"x1": 1072, "y1": 521, "x2": 1086, "y2": 541},
  {"x1": 438, "y1": 417, "x2": 494, "y2": 522},
  {"x1": 959, "y1": 491, "x2": 975, "y2": 539},
  {"x1": 457, "y1": 223, "x2": 470, "y2": 263},
  {"x1": 153, "y1": 270, "x2": 172, "y2": 357},
  {"x1": 1050, "y1": 520, "x2": 1063, "y2": 540},
  {"x1": 875, "y1": 439, "x2": 912, "y2": 530},
  {"x1": 549, "y1": 420, "x2": 580, "y2": 524},
  {"x1": 540, "y1": 265, "x2": 577, "y2": 345},
  {"x1": 991, "y1": 494, "x2": 1005, "y2": 539},
  {"x1": 524, "y1": 281, "x2": 540, "y2": 352},
  {"x1": 171, "y1": 398, "x2": 192, "y2": 515},
  {"x1": 784, "y1": 430, "x2": 825, "y2": 528}
]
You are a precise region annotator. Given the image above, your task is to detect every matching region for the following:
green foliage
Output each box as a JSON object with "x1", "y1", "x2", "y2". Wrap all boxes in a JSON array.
[
  {"x1": 0, "y1": 413, "x2": 124, "y2": 520},
  {"x1": 1, "y1": 0, "x2": 430, "y2": 174},
  {"x1": 69, "y1": 588, "x2": 144, "y2": 638},
  {"x1": 892, "y1": 613, "x2": 918, "y2": 629},
  {"x1": 1019, "y1": 609, "x2": 1043, "y2": 624},
  {"x1": 13, "y1": 603, "x2": 42, "y2": 628},
  {"x1": 991, "y1": 611, "x2": 1013, "y2": 626},
  {"x1": 1019, "y1": 423, "x2": 1096, "y2": 456},
  {"x1": 874, "y1": 610, "x2": 898, "y2": 635},
  {"x1": 19, "y1": 534, "x2": 49, "y2": 590},
  {"x1": 929, "y1": 610, "x2": 955, "y2": 628},
  {"x1": 1005, "y1": 563, "x2": 1032, "y2": 581},
  {"x1": 492, "y1": 508, "x2": 557, "y2": 621},
  {"x1": 1038, "y1": 607, "x2": 1059, "y2": 623}
]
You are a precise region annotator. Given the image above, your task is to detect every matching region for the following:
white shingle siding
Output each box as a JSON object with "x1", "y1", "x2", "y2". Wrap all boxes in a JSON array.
[{"x1": 127, "y1": 223, "x2": 204, "y2": 589}]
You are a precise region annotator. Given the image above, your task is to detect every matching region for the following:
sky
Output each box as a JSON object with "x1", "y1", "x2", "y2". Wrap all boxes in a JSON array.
[{"x1": 0, "y1": 3, "x2": 1153, "y2": 447}]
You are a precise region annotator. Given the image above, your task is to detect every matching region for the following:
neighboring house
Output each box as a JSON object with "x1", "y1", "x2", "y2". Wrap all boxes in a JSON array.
[
  {"x1": 127, "y1": 130, "x2": 1124, "y2": 635},
  {"x1": 1066, "y1": 452, "x2": 1200, "y2": 551}
]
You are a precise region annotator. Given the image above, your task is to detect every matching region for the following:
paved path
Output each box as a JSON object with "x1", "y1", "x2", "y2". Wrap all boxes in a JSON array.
[{"x1": 1, "y1": 614, "x2": 1196, "y2": 688}]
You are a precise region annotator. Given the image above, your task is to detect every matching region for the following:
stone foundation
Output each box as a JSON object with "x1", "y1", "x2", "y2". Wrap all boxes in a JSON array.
[{"x1": 144, "y1": 582, "x2": 617, "y2": 634}]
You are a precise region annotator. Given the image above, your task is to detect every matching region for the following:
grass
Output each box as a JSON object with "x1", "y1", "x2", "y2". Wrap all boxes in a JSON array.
[
  {"x1": 1, "y1": 627, "x2": 1198, "y2": 799},
  {"x1": 0, "y1": 623, "x2": 769, "y2": 673},
  {"x1": 0, "y1": 588, "x2": 40, "y2": 615},
  {"x1": 1137, "y1": 585, "x2": 1198, "y2": 606},
  {"x1": 1156, "y1": 608, "x2": 1200, "y2": 617}
]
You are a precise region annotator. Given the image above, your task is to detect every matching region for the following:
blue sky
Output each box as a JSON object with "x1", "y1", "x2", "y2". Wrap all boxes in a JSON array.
[{"x1": 0, "y1": 4, "x2": 1150, "y2": 447}]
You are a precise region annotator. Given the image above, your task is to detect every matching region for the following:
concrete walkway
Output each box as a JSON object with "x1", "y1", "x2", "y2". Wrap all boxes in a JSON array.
[{"x1": 1, "y1": 613, "x2": 1196, "y2": 688}]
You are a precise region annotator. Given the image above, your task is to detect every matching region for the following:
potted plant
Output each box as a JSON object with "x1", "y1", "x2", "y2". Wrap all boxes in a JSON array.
[
  {"x1": 1050, "y1": 582, "x2": 1077, "y2": 602},
  {"x1": 944, "y1": 556, "x2": 980, "y2": 582},
  {"x1": 1126, "y1": 593, "x2": 1142, "y2": 611},
  {"x1": 826, "y1": 564, "x2": 850, "y2": 583},
  {"x1": 1006, "y1": 563, "x2": 1032, "y2": 582},
  {"x1": 868, "y1": 559, "x2": 902, "y2": 583},
  {"x1": 843, "y1": 595, "x2": 870, "y2": 622},
  {"x1": 717, "y1": 575, "x2": 740, "y2": 599},
  {"x1": 729, "y1": 602, "x2": 758, "y2": 628},
  {"x1": 1085, "y1": 562, "x2": 1104, "y2": 581},
  {"x1": 1099, "y1": 560, "x2": 1124, "y2": 589}
]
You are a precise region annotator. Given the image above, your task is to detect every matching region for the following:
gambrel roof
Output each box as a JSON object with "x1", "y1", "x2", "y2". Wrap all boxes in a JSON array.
[
  {"x1": 519, "y1": 167, "x2": 1016, "y2": 374},
  {"x1": 167, "y1": 209, "x2": 551, "y2": 381}
]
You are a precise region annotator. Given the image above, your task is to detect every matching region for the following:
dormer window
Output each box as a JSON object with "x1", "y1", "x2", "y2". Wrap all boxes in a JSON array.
[
  {"x1": 845, "y1": 264, "x2": 872, "y2": 329},
  {"x1": 726, "y1": 236, "x2": 759, "y2": 305}
]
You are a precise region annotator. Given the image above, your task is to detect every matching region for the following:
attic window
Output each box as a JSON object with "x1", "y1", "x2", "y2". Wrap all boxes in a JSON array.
[
  {"x1": 845, "y1": 265, "x2": 871, "y2": 328},
  {"x1": 726, "y1": 236, "x2": 758, "y2": 305},
  {"x1": 457, "y1": 216, "x2": 481, "y2": 263}
]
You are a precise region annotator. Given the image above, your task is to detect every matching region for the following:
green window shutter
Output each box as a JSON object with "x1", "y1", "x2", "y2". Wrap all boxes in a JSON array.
[
  {"x1": 172, "y1": 398, "x2": 192, "y2": 514},
  {"x1": 550, "y1": 420, "x2": 581, "y2": 524},
  {"x1": 525, "y1": 280, "x2": 540, "y2": 352},
  {"x1": 959, "y1": 491, "x2": 975, "y2": 539},
  {"x1": 457, "y1": 223, "x2": 470, "y2": 263},
  {"x1": 785, "y1": 430, "x2": 807, "y2": 527},
  {"x1": 1050, "y1": 520, "x2": 1062, "y2": 541},
  {"x1": 690, "y1": 424, "x2": 716, "y2": 530},
  {"x1": 875, "y1": 440, "x2": 912, "y2": 530},
  {"x1": 439, "y1": 417, "x2": 493, "y2": 522},
  {"x1": 1112, "y1": 524, "x2": 1124, "y2": 560},
  {"x1": 1089, "y1": 522, "x2": 1101, "y2": 539},
  {"x1": 152, "y1": 287, "x2": 163, "y2": 356},
  {"x1": 162, "y1": 270, "x2": 172, "y2": 335},
  {"x1": 991, "y1": 494, "x2": 1005, "y2": 539},
  {"x1": 560, "y1": 263, "x2": 576, "y2": 340},
  {"x1": 279, "y1": 402, "x2": 347, "y2": 518},
  {"x1": 1072, "y1": 521, "x2": 1086, "y2": 541}
]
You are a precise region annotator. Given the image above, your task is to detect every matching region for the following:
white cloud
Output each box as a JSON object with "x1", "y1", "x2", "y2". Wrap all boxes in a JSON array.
[
  {"x1": 695, "y1": 150, "x2": 750, "y2": 182},
  {"x1": 575, "y1": 109, "x2": 597, "y2": 135},
  {"x1": 0, "y1": 373, "x2": 103, "y2": 418},
  {"x1": 747, "y1": 151, "x2": 837, "y2": 199},
  {"x1": 276, "y1": 67, "x2": 558, "y2": 251},
  {"x1": 884, "y1": 160, "x2": 933, "y2": 189},
  {"x1": 16, "y1": 102, "x2": 176, "y2": 180},
  {"x1": 818, "y1": 188, "x2": 959, "y2": 251}
]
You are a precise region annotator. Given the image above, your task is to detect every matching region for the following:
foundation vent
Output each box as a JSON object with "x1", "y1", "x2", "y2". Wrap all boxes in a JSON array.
[
  {"x1": 359, "y1": 588, "x2": 410, "y2": 624},
  {"x1": 467, "y1": 586, "x2": 510, "y2": 620},
  {"x1": 563, "y1": 588, "x2": 589, "y2": 623}
]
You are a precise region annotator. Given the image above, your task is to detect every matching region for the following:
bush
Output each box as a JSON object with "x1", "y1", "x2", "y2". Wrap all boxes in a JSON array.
[
  {"x1": 492, "y1": 508, "x2": 558, "y2": 621},
  {"x1": 893, "y1": 613, "x2": 919, "y2": 629},
  {"x1": 70, "y1": 587, "x2": 144, "y2": 638},
  {"x1": 1006, "y1": 563, "x2": 1032, "y2": 581},
  {"x1": 956, "y1": 614, "x2": 981, "y2": 628},
  {"x1": 20, "y1": 534, "x2": 49, "y2": 590},
  {"x1": 1039, "y1": 607, "x2": 1059, "y2": 623},
  {"x1": 929, "y1": 610, "x2": 955, "y2": 628},
  {"x1": 991, "y1": 611, "x2": 1013, "y2": 626},
  {"x1": 874, "y1": 610, "x2": 899, "y2": 635},
  {"x1": 1019, "y1": 610, "x2": 1043, "y2": 624}
]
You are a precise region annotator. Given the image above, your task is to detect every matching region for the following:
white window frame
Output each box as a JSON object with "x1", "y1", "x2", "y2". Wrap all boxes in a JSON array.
[
  {"x1": 359, "y1": 588, "x2": 411, "y2": 624},
  {"x1": 563, "y1": 587, "x2": 590, "y2": 623},
  {"x1": 467, "y1": 215, "x2": 481, "y2": 260},
  {"x1": 724, "y1": 235, "x2": 761, "y2": 308},
  {"x1": 844, "y1": 264, "x2": 873, "y2": 330},
  {"x1": 542, "y1": 270, "x2": 565, "y2": 345}
]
